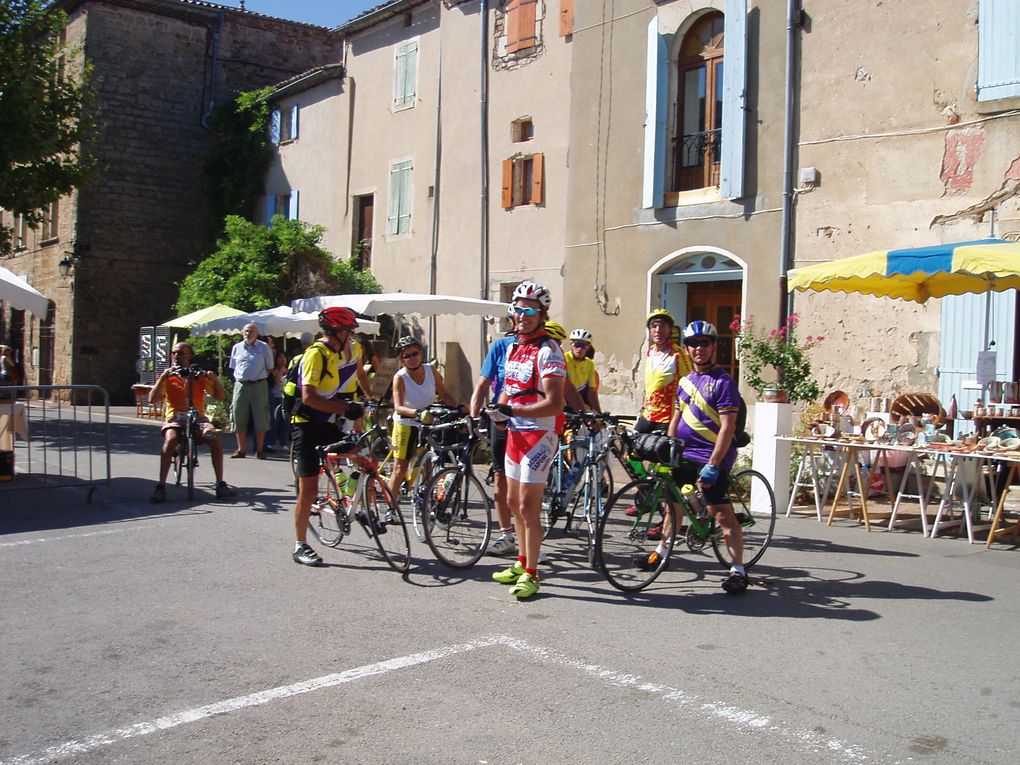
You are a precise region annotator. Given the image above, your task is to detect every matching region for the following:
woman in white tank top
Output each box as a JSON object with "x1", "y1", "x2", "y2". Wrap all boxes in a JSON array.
[{"x1": 387, "y1": 337, "x2": 462, "y2": 501}]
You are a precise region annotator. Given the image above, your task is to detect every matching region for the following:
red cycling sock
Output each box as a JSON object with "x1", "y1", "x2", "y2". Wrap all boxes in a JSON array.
[
  {"x1": 518, "y1": 555, "x2": 527, "y2": 567},
  {"x1": 525, "y1": 567, "x2": 538, "y2": 579}
]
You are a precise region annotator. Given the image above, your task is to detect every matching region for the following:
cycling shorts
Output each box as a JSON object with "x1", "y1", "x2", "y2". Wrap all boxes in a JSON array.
[
  {"x1": 670, "y1": 461, "x2": 731, "y2": 506},
  {"x1": 291, "y1": 419, "x2": 341, "y2": 478},
  {"x1": 489, "y1": 421, "x2": 508, "y2": 474},
  {"x1": 391, "y1": 420, "x2": 423, "y2": 461},
  {"x1": 505, "y1": 430, "x2": 558, "y2": 485},
  {"x1": 162, "y1": 414, "x2": 217, "y2": 440},
  {"x1": 634, "y1": 416, "x2": 667, "y2": 435}
]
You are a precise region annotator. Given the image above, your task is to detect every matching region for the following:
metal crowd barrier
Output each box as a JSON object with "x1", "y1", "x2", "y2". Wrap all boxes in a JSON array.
[{"x1": 0, "y1": 385, "x2": 111, "y2": 503}]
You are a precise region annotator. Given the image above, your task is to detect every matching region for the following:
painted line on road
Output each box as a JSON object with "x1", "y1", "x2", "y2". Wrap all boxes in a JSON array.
[
  {"x1": 0, "y1": 528, "x2": 129, "y2": 547},
  {"x1": 1, "y1": 634, "x2": 870, "y2": 764}
]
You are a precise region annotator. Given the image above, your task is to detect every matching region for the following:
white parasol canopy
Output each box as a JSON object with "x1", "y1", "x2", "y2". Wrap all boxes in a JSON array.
[
  {"x1": 190, "y1": 305, "x2": 379, "y2": 337},
  {"x1": 291, "y1": 292, "x2": 510, "y2": 317},
  {"x1": 0, "y1": 267, "x2": 50, "y2": 319}
]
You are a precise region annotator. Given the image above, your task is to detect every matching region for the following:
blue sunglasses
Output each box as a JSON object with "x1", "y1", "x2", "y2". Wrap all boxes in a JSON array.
[{"x1": 512, "y1": 306, "x2": 540, "y2": 317}]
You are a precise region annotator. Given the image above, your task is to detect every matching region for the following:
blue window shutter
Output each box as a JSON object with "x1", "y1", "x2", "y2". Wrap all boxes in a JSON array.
[
  {"x1": 264, "y1": 195, "x2": 275, "y2": 226},
  {"x1": 387, "y1": 165, "x2": 402, "y2": 233},
  {"x1": 978, "y1": 0, "x2": 1020, "y2": 101},
  {"x1": 720, "y1": 0, "x2": 747, "y2": 200},
  {"x1": 290, "y1": 105, "x2": 300, "y2": 140},
  {"x1": 270, "y1": 109, "x2": 281, "y2": 145},
  {"x1": 641, "y1": 17, "x2": 667, "y2": 209},
  {"x1": 289, "y1": 190, "x2": 300, "y2": 221}
]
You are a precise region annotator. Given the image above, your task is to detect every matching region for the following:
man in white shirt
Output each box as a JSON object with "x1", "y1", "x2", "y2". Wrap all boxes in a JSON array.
[{"x1": 229, "y1": 323, "x2": 274, "y2": 459}]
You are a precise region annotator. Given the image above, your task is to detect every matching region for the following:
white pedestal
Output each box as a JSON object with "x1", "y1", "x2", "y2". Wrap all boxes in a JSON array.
[{"x1": 751, "y1": 402, "x2": 793, "y2": 513}]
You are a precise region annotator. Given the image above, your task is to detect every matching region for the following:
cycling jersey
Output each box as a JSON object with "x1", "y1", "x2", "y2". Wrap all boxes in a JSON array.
[
  {"x1": 641, "y1": 344, "x2": 692, "y2": 424},
  {"x1": 337, "y1": 338, "x2": 364, "y2": 395},
  {"x1": 502, "y1": 337, "x2": 566, "y2": 432},
  {"x1": 565, "y1": 355, "x2": 597, "y2": 395},
  {"x1": 480, "y1": 336, "x2": 514, "y2": 401},
  {"x1": 292, "y1": 341, "x2": 341, "y2": 424}
]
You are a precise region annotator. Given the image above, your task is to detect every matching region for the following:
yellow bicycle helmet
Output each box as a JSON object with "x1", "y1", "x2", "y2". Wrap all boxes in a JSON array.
[
  {"x1": 543, "y1": 321, "x2": 567, "y2": 341},
  {"x1": 646, "y1": 308, "x2": 675, "y2": 327}
]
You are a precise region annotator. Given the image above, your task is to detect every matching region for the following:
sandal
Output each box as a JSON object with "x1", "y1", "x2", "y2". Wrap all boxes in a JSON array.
[{"x1": 230, "y1": 451, "x2": 246, "y2": 459}]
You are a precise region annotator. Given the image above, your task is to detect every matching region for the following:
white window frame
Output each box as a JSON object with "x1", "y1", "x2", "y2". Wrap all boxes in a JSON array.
[
  {"x1": 387, "y1": 160, "x2": 413, "y2": 236},
  {"x1": 393, "y1": 40, "x2": 419, "y2": 111}
]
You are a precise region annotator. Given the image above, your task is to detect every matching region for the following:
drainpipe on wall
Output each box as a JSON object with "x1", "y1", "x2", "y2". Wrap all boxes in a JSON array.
[
  {"x1": 428, "y1": 0, "x2": 444, "y2": 355},
  {"x1": 479, "y1": 0, "x2": 490, "y2": 360},
  {"x1": 778, "y1": 0, "x2": 800, "y2": 327},
  {"x1": 201, "y1": 11, "x2": 224, "y2": 128}
]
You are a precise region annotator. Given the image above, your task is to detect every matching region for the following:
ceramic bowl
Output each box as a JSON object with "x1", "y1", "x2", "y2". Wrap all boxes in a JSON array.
[
  {"x1": 1001, "y1": 437, "x2": 1020, "y2": 450},
  {"x1": 977, "y1": 436, "x2": 1001, "y2": 449},
  {"x1": 992, "y1": 427, "x2": 1018, "y2": 440}
]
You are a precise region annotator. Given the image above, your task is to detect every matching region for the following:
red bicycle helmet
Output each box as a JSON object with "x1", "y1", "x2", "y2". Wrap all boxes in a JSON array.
[{"x1": 318, "y1": 306, "x2": 359, "y2": 333}]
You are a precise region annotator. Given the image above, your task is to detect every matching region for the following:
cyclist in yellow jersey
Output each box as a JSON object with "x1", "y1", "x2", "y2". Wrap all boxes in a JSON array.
[
  {"x1": 291, "y1": 307, "x2": 365, "y2": 567},
  {"x1": 566, "y1": 328, "x2": 601, "y2": 413},
  {"x1": 637, "y1": 309, "x2": 692, "y2": 434}
]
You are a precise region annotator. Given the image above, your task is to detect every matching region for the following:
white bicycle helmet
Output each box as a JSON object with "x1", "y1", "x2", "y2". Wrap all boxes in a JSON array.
[
  {"x1": 511, "y1": 280, "x2": 552, "y2": 309},
  {"x1": 569, "y1": 328, "x2": 593, "y2": 343}
]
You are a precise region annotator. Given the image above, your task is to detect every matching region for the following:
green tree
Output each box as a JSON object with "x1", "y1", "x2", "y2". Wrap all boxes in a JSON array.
[
  {"x1": 199, "y1": 87, "x2": 274, "y2": 247},
  {"x1": 0, "y1": 0, "x2": 94, "y2": 256},
  {"x1": 176, "y1": 215, "x2": 380, "y2": 316}
]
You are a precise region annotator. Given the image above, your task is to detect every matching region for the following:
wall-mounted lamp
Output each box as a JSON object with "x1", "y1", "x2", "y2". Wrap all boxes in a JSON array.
[
  {"x1": 58, "y1": 255, "x2": 74, "y2": 278},
  {"x1": 58, "y1": 244, "x2": 87, "y2": 278}
]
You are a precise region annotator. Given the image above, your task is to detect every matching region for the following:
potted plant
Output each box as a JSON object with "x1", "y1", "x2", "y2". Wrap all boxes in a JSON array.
[{"x1": 731, "y1": 313, "x2": 823, "y2": 405}]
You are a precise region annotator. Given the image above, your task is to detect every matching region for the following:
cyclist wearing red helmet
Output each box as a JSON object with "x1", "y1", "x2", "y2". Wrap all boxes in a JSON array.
[{"x1": 291, "y1": 306, "x2": 365, "y2": 566}]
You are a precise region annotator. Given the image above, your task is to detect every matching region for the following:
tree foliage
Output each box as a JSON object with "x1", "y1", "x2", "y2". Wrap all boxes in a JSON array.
[
  {"x1": 0, "y1": 0, "x2": 94, "y2": 255},
  {"x1": 176, "y1": 215, "x2": 380, "y2": 316},
  {"x1": 199, "y1": 86, "x2": 274, "y2": 247}
]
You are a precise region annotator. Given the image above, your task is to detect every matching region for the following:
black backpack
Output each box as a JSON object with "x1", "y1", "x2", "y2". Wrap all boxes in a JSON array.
[
  {"x1": 734, "y1": 396, "x2": 751, "y2": 448},
  {"x1": 280, "y1": 343, "x2": 330, "y2": 417}
]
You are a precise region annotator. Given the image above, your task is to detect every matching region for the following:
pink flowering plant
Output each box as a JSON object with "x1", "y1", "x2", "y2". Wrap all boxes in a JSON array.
[{"x1": 731, "y1": 313, "x2": 823, "y2": 404}]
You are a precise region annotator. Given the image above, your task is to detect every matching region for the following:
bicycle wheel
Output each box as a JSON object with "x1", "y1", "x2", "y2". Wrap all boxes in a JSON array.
[
  {"x1": 712, "y1": 468, "x2": 776, "y2": 569},
  {"x1": 361, "y1": 476, "x2": 411, "y2": 573},
  {"x1": 596, "y1": 478, "x2": 675, "y2": 592},
  {"x1": 541, "y1": 456, "x2": 569, "y2": 539},
  {"x1": 308, "y1": 469, "x2": 346, "y2": 548},
  {"x1": 422, "y1": 467, "x2": 493, "y2": 569},
  {"x1": 185, "y1": 432, "x2": 197, "y2": 499}
]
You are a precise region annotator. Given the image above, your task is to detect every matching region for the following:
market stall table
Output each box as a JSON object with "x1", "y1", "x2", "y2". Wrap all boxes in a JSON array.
[{"x1": 986, "y1": 454, "x2": 1020, "y2": 547}]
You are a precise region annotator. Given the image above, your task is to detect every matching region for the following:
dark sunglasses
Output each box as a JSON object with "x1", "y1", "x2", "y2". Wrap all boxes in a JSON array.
[
  {"x1": 685, "y1": 338, "x2": 714, "y2": 348},
  {"x1": 513, "y1": 306, "x2": 540, "y2": 317},
  {"x1": 571, "y1": 340, "x2": 590, "y2": 348},
  {"x1": 401, "y1": 351, "x2": 421, "y2": 360}
]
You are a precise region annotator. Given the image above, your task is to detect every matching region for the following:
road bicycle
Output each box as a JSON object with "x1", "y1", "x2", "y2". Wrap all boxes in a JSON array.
[
  {"x1": 419, "y1": 415, "x2": 493, "y2": 569},
  {"x1": 542, "y1": 411, "x2": 619, "y2": 566},
  {"x1": 170, "y1": 365, "x2": 203, "y2": 499},
  {"x1": 306, "y1": 428, "x2": 412, "y2": 574},
  {"x1": 595, "y1": 437, "x2": 776, "y2": 592},
  {"x1": 378, "y1": 404, "x2": 463, "y2": 540}
]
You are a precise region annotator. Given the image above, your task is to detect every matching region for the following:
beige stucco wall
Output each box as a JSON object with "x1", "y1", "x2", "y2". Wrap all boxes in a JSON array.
[
  {"x1": 562, "y1": 0, "x2": 790, "y2": 414},
  {"x1": 266, "y1": 77, "x2": 346, "y2": 256},
  {"x1": 793, "y1": 0, "x2": 1020, "y2": 399}
]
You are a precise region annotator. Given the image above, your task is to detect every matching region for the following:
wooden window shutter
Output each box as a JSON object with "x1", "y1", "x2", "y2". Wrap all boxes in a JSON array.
[
  {"x1": 516, "y1": 0, "x2": 538, "y2": 51},
  {"x1": 531, "y1": 153, "x2": 544, "y2": 205},
  {"x1": 505, "y1": 0, "x2": 521, "y2": 53},
  {"x1": 501, "y1": 158, "x2": 514, "y2": 208},
  {"x1": 559, "y1": 0, "x2": 574, "y2": 37}
]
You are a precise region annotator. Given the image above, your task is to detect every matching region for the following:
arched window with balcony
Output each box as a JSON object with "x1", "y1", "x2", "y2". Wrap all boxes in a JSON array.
[{"x1": 673, "y1": 12, "x2": 724, "y2": 193}]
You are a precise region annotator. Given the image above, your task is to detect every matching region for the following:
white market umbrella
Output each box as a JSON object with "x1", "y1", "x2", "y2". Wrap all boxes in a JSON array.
[
  {"x1": 0, "y1": 267, "x2": 50, "y2": 319},
  {"x1": 190, "y1": 305, "x2": 380, "y2": 337},
  {"x1": 291, "y1": 292, "x2": 510, "y2": 317}
]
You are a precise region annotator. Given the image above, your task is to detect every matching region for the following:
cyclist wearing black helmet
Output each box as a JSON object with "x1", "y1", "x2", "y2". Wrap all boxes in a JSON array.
[
  {"x1": 665, "y1": 320, "x2": 748, "y2": 594},
  {"x1": 290, "y1": 306, "x2": 365, "y2": 567}
]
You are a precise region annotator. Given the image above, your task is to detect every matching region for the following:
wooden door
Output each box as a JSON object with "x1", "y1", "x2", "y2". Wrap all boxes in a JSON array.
[
  {"x1": 686, "y1": 282, "x2": 741, "y2": 379},
  {"x1": 353, "y1": 194, "x2": 374, "y2": 268}
]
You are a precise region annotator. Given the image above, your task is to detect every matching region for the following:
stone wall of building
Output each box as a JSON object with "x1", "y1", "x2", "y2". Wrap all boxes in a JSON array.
[{"x1": 63, "y1": 0, "x2": 341, "y2": 401}]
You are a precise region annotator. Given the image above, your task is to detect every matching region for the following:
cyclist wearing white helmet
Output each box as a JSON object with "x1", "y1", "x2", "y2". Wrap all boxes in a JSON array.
[
  {"x1": 487, "y1": 280, "x2": 566, "y2": 599},
  {"x1": 663, "y1": 320, "x2": 747, "y2": 594},
  {"x1": 566, "y1": 328, "x2": 601, "y2": 413}
]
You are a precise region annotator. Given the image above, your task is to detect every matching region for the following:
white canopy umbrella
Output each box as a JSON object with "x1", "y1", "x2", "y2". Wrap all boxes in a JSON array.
[
  {"x1": 0, "y1": 267, "x2": 50, "y2": 319},
  {"x1": 190, "y1": 305, "x2": 380, "y2": 337},
  {"x1": 291, "y1": 292, "x2": 510, "y2": 317}
]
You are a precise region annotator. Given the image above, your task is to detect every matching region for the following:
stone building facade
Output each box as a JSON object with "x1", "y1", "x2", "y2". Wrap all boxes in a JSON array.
[{"x1": 0, "y1": 0, "x2": 341, "y2": 401}]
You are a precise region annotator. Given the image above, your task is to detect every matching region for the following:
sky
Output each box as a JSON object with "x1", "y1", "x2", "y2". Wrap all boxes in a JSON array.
[{"x1": 216, "y1": 1, "x2": 384, "y2": 28}]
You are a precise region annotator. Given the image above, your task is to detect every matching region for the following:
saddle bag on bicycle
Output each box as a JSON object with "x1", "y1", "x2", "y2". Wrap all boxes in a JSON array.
[{"x1": 631, "y1": 433, "x2": 685, "y2": 466}]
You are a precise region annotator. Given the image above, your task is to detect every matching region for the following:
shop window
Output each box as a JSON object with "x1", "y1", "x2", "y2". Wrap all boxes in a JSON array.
[{"x1": 501, "y1": 153, "x2": 544, "y2": 208}]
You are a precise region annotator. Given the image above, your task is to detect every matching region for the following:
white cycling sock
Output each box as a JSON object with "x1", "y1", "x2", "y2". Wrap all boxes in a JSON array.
[{"x1": 731, "y1": 564, "x2": 745, "y2": 575}]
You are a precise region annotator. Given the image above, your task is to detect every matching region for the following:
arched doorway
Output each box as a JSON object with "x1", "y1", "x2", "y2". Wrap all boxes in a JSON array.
[{"x1": 653, "y1": 249, "x2": 743, "y2": 379}]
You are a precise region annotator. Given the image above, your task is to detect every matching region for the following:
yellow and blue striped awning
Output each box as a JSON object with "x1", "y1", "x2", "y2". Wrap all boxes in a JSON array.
[{"x1": 787, "y1": 239, "x2": 1020, "y2": 303}]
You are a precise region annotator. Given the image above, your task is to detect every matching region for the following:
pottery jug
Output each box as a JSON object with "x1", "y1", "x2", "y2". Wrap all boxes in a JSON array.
[
  {"x1": 1004, "y1": 381, "x2": 1019, "y2": 405},
  {"x1": 988, "y1": 381, "x2": 1003, "y2": 403}
]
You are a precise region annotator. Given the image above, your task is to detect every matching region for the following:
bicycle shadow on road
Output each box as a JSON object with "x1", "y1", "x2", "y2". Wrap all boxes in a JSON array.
[{"x1": 767, "y1": 534, "x2": 920, "y2": 558}]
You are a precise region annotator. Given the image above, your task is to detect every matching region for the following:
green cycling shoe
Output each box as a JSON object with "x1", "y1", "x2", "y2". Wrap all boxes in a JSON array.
[
  {"x1": 492, "y1": 561, "x2": 525, "y2": 583},
  {"x1": 509, "y1": 572, "x2": 539, "y2": 599}
]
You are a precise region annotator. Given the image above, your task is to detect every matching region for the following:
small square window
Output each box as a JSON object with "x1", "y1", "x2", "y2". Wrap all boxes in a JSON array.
[{"x1": 512, "y1": 117, "x2": 534, "y2": 142}]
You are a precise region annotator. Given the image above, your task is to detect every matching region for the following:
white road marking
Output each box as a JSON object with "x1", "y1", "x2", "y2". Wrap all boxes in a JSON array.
[
  {"x1": 0, "y1": 528, "x2": 128, "y2": 547},
  {"x1": 1, "y1": 634, "x2": 870, "y2": 765}
]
